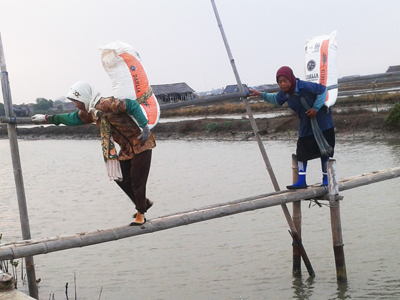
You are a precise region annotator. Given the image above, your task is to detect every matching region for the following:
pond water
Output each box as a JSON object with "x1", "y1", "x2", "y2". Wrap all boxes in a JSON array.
[{"x1": 0, "y1": 137, "x2": 399, "y2": 300}]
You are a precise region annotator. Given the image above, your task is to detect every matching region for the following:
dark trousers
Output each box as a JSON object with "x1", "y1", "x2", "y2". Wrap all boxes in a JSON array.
[
  {"x1": 296, "y1": 128, "x2": 335, "y2": 161},
  {"x1": 115, "y1": 149, "x2": 152, "y2": 213}
]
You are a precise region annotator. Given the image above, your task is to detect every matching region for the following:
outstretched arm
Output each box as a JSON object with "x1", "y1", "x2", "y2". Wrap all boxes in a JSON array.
[
  {"x1": 48, "y1": 111, "x2": 86, "y2": 126},
  {"x1": 249, "y1": 89, "x2": 279, "y2": 105},
  {"x1": 31, "y1": 111, "x2": 86, "y2": 126}
]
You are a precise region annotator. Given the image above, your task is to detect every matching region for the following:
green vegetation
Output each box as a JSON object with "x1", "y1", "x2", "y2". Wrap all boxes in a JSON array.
[
  {"x1": 206, "y1": 121, "x2": 234, "y2": 131},
  {"x1": 17, "y1": 97, "x2": 75, "y2": 116},
  {"x1": 204, "y1": 119, "x2": 250, "y2": 133},
  {"x1": 32, "y1": 97, "x2": 54, "y2": 114},
  {"x1": 205, "y1": 122, "x2": 218, "y2": 132},
  {"x1": 385, "y1": 103, "x2": 400, "y2": 127}
]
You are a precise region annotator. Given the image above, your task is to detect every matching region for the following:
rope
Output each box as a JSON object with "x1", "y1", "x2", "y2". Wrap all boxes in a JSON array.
[
  {"x1": 300, "y1": 97, "x2": 333, "y2": 157},
  {"x1": 136, "y1": 87, "x2": 153, "y2": 106}
]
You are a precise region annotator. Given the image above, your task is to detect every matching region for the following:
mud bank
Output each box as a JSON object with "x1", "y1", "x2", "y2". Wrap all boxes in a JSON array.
[{"x1": 1, "y1": 111, "x2": 399, "y2": 143}]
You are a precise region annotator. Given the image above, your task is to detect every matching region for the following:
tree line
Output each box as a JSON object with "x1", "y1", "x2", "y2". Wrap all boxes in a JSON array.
[{"x1": 0, "y1": 98, "x2": 74, "y2": 117}]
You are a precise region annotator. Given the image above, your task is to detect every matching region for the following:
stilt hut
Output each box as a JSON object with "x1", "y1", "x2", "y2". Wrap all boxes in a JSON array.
[{"x1": 151, "y1": 82, "x2": 196, "y2": 104}]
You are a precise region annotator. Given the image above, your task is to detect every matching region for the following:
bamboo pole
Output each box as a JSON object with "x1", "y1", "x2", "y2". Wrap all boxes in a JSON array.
[
  {"x1": 0, "y1": 117, "x2": 35, "y2": 124},
  {"x1": 291, "y1": 154, "x2": 302, "y2": 276},
  {"x1": 327, "y1": 159, "x2": 347, "y2": 281},
  {"x1": 1, "y1": 166, "x2": 399, "y2": 262},
  {"x1": 0, "y1": 33, "x2": 39, "y2": 299},
  {"x1": 210, "y1": 0, "x2": 315, "y2": 277}
]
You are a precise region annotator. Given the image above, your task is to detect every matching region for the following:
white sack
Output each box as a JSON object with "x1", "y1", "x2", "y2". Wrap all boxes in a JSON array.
[
  {"x1": 99, "y1": 41, "x2": 160, "y2": 129},
  {"x1": 305, "y1": 30, "x2": 338, "y2": 107}
]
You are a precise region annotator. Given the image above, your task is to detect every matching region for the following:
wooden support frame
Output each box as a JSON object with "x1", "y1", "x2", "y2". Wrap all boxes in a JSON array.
[
  {"x1": 327, "y1": 159, "x2": 347, "y2": 281},
  {"x1": 0, "y1": 32, "x2": 38, "y2": 299},
  {"x1": 291, "y1": 154, "x2": 302, "y2": 276}
]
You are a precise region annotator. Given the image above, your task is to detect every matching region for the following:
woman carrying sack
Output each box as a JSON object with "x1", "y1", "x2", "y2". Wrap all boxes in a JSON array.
[
  {"x1": 249, "y1": 66, "x2": 335, "y2": 189},
  {"x1": 32, "y1": 81, "x2": 155, "y2": 225}
]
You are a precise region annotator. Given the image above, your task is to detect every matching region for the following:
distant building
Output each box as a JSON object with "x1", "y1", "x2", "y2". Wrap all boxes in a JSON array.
[
  {"x1": 151, "y1": 82, "x2": 196, "y2": 103},
  {"x1": 386, "y1": 65, "x2": 400, "y2": 73},
  {"x1": 13, "y1": 105, "x2": 31, "y2": 117},
  {"x1": 338, "y1": 75, "x2": 361, "y2": 83},
  {"x1": 55, "y1": 96, "x2": 67, "y2": 102},
  {"x1": 223, "y1": 84, "x2": 249, "y2": 93},
  {"x1": 63, "y1": 102, "x2": 77, "y2": 110},
  {"x1": 253, "y1": 83, "x2": 279, "y2": 92}
]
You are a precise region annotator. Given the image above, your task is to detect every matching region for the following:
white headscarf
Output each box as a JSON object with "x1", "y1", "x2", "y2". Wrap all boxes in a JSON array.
[{"x1": 66, "y1": 81, "x2": 101, "y2": 113}]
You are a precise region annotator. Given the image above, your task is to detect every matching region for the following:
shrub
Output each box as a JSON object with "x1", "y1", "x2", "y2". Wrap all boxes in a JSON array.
[
  {"x1": 385, "y1": 103, "x2": 400, "y2": 127},
  {"x1": 222, "y1": 121, "x2": 232, "y2": 129},
  {"x1": 205, "y1": 123, "x2": 218, "y2": 132}
]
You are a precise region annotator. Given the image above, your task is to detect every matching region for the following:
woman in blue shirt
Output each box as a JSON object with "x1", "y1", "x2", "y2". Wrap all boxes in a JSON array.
[{"x1": 250, "y1": 66, "x2": 335, "y2": 189}]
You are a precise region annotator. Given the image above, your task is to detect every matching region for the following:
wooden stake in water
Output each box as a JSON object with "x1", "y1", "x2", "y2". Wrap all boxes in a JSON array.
[
  {"x1": 210, "y1": 0, "x2": 314, "y2": 277},
  {"x1": 327, "y1": 159, "x2": 347, "y2": 281},
  {"x1": 291, "y1": 154, "x2": 302, "y2": 276},
  {"x1": 0, "y1": 32, "x2": 39, "y2": 299}
]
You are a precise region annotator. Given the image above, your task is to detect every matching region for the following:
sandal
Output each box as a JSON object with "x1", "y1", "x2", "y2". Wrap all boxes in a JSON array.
[
  {"x1": 133, "y1": 199, "x2": 153, "y2": 218},
  {"x1": 130, "y1": 218, "x2": 146, "y2": 226}
]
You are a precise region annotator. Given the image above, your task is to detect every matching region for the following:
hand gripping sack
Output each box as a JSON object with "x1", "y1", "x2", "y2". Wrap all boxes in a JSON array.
[
  {"x1": 99, "y1": 41, "x2": 160, "y2": 129},
  {"x1": 304, "y1": 30, "x2": 338, "y2": 107}
]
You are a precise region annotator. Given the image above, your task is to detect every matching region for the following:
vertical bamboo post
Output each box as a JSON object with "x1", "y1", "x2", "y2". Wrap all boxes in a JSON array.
[
  {"x1": 327, "y1": 159, "x2": 347, "y2": 282},
  {"x1": 210, "y1": 0, "x2": 314, "y2": 277},
  {"x1": 291, "y1": 154, "x2": 302, "y2": 276},
  {"x1": 0, "y1": 33, "x2": 39, "y2": 299}
]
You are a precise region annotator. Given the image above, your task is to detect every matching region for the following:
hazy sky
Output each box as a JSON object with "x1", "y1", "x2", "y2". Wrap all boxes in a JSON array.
[{"x1": 1, "y1": 0, "x2": 400, "y2": 105}]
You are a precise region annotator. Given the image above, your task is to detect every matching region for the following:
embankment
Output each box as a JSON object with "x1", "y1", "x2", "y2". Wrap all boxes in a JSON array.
[{"x1": 1, "y1": 111, "x2": 399, "y2": 142}]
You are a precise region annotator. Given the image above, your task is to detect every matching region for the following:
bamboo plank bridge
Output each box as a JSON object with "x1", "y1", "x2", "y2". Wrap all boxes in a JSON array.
[{"x1": 1, "y1": 166, "x2": 399, "y2": 261}]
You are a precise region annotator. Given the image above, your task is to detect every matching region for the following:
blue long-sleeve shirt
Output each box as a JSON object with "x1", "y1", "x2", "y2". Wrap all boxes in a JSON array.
[{"x1": 262, "y1": 79, "x2": 334, "y2": 137}]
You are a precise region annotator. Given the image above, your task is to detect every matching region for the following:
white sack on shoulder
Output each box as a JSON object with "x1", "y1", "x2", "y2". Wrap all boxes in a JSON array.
[
  {"x1": 305, "y1": 30, "x2": 338, "y2": 107},
  {"x1": 99, "y1": 41, "x2": 160, "y2": 129}
]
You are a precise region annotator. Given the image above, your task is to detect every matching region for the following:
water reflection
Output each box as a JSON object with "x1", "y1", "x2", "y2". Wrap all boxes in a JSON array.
[
  {"x1": 292, "y1": 277, "x2": 350, "y2": 300},
  {"x1": 292, "y1": 277, "x2": 315, "y2": 300},
  {"x1": 333, "y1": 281, "x2": 351, "y2": 300}
]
